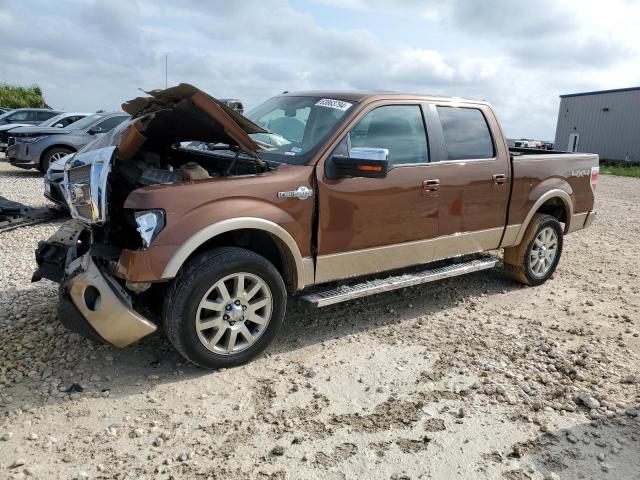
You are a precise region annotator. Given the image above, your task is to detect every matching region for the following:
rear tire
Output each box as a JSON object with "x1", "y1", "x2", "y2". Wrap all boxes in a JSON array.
[
  {"x1": 40, "y1": 147, "x2": 73, "y2": 173},
  {"x1": 503, "y1": 213, "x2": 563, "y2": 286},
  {"x1": 163, "y1": 247, "x2": 287, "y2": 369}
]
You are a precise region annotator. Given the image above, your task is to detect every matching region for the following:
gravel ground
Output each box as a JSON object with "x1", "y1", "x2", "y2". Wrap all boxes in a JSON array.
[{"x1": 0, "y1": 157, "x2": 639, "y2": 480}]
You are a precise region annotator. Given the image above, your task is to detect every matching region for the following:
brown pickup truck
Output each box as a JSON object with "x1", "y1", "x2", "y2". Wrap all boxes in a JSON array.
[{"x1": 33, "y1": 84, "x2": 599, "y2": 368}]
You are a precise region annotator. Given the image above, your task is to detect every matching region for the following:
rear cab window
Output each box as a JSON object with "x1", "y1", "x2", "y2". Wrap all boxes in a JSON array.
[{"x1": 436, "y1": 106, "x2": 494, "y2": 160}]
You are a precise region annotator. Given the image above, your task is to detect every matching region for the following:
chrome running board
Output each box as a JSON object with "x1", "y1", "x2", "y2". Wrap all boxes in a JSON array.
[{"x1": 300, "y1": 256, "x2": 498, "y2": 307}]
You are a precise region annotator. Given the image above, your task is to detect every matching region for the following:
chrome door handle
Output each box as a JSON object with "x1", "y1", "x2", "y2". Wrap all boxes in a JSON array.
[
  {"x1": 422, "y1": 179, "x2": 440, "y2": 192},
  {"x1": 492, "y1": 174, "x2": 507, "y2": 185}
]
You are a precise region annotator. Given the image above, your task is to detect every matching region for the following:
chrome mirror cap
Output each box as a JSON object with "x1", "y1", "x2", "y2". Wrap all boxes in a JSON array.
[{"x1": 349, "y1": 147, "x2": 389, "y2": 161}]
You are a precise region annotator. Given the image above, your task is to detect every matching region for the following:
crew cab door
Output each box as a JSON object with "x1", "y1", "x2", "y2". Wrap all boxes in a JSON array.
[
  {"x1": 315, "y1": 103, "x2": 439, "y2": 283},
  {"x1": 422, "y1": 103, "x2": 511, "y2": 245}
]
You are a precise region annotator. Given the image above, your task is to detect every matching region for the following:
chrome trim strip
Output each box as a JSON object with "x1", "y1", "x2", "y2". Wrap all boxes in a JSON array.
[
  {"x1": 67, "y1": 254, "x2": 157, "y2": 348},
  {"x1": 513, "y1": 189, "x2": 573, "y2": 245},
  {"x1": 161, "y1": 217, "x2": 309, "y2": 290},
  {"x1": 315, "y1": 227, "x2": 503, "y2": 284}
]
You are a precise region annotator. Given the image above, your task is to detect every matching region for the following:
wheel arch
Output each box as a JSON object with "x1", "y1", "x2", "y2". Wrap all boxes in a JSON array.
[
  {"x1": 161, "y1": 217, "x2": 313, "y2": 293},
  {"x1": 40, "y1": 143, "x2": 76, "y2": 167},
  {"x1": 513, "y1": 189, "x2": 573, "y2": 246}
]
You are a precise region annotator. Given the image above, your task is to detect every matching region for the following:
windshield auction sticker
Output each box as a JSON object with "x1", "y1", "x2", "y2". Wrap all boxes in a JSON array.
[{"x1": 315, "y1": 98, "x2": 353, "y2": 111}]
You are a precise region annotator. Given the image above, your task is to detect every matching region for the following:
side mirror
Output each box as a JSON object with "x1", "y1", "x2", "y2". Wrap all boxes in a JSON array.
[
  {"x1": 330, "y1": 147, "x2": 389, "y2": 179},
  {"x1": 88, "y1": 126, "x2": 104, "y2": 135},
  {"x1": 53, "y1": 123, "x2": 64, "y2": 128}
]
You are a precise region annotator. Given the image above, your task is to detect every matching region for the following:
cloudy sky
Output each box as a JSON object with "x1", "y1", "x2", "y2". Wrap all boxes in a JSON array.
[{"x1": 1, "y1": 0, "x2": 639, "y2": 139}]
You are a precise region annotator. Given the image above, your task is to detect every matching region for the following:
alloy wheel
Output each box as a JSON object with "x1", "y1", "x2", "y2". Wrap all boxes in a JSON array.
[{"x1": 195, "y1": 272, "x2": 273, "y2": 355}]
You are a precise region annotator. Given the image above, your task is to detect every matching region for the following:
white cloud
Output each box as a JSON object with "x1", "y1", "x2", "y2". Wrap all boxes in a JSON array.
[{"x1": 0, "y1": 0, "x2": 638, "y2": 139}]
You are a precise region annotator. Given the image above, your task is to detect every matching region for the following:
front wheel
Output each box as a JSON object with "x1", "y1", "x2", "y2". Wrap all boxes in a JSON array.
[
  {"x1": 40, "y1": 147, "x2": 73, "y2": 173},
  {"x1": 503, "y1": 213, "x2": 563, "y2": 286},
  {"x1": 163, "y1": 247, "x2": 287, "y2": 369}
]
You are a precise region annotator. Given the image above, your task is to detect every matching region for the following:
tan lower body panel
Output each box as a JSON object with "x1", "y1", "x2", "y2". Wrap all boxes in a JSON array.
[{"x1": 314, "y1": 227, "x2": 504, "y2": 284}]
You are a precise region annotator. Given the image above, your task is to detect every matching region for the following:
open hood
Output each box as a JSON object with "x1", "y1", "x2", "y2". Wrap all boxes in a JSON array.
[{"x1": 115, "y1": 83, "x2": 267, "y2": 160}]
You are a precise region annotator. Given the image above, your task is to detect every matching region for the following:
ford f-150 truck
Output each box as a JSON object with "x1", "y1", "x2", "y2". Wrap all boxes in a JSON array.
[{"x1": 33, "y1": 84, "x2": 599, "y2": 369}]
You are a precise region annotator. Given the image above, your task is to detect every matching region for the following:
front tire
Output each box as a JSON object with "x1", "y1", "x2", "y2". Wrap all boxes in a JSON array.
[
  {"x1": 40, "y1": 147, "x2": 73, "y2": 173},
  {"x1": 163, "y1": 247, "x2": 287, "y2": 369},
  {"x1": 503, "y1": 213, "x2": 563, "y2": 286}
]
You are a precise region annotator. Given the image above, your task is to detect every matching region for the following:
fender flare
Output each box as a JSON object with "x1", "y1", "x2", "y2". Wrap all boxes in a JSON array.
[
  {"x1": 513, "y1": 189, "x2": 573, "y2": 246},
  {"x1": 161, "y1": 217, "x2": 312, "y2": 290}
]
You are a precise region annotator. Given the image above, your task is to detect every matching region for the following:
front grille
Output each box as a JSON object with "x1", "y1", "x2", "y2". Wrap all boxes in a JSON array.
[{"x1": 68, "y1": 164, "x2": 92, "y2": 184}]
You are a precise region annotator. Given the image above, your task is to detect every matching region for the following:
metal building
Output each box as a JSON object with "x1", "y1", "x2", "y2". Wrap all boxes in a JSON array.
[{"x1": 554, "y1": 87, "x2": 640, "y2": 162}]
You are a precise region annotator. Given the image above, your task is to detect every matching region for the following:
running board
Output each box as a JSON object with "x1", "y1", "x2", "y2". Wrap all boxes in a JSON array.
[{"x1": 300, "y1": 257, "x2": 498, "y2": 307}]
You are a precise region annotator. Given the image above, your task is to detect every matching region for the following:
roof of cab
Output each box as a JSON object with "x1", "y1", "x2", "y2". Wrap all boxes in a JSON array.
[{"x1": 279, "y1": 90, "x2": 488, "y2": 104}]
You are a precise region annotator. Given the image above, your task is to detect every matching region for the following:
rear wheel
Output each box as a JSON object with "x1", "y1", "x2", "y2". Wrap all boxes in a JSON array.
[
  {"x1": 40, "y1": 147, "x2": 73, "y2": 173},
  {"x1": 503, "y1": 213, "x2": 563, "y2": 286},
  {"x1": 163, "y1": 247, "x2": 287, "y2": 369}
]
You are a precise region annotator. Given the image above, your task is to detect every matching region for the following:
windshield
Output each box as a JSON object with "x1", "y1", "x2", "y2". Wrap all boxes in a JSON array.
[
  {"x1": 66, "y1": 113, "x2": 106, "y2": 131},
  {"x1": 245, "y1": 96, "x2": 355, "y2": 164}
]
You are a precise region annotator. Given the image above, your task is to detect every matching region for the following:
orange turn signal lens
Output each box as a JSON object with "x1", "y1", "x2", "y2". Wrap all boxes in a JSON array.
[{"x1": 356, "y1": 165, "x2": 383, "y2": 172}]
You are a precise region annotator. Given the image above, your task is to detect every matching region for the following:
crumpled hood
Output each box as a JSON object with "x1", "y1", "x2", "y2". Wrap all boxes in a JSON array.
[{"x1": 105, "y1": 83, "x2": 267, "y2": 160}]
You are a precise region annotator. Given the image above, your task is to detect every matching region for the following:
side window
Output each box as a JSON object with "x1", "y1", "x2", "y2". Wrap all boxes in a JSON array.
[
  {"x1": 9, "y1": 111, "x2": 29, "y2": 121},
  {"x1": 93, "y1": 116, "x2": 127, "y2": 131},
  {"x1": 37, "y1": 111, "x2": 57, "y2": 121},
  {"x1": 349, "y1": 105, "x2": 428, "y2": 165},
  {"x1": 436, "y1": 106, "x2": 494, "y2": 160}
]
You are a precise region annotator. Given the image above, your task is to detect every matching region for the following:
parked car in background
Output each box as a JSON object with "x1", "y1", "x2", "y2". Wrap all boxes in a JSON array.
[
  {"x1": 6, "y1": 111, "x2": 129, "y2": 172},
  {"x1": 0, "y1": 108, "x2": 61, "y2": 127},
  {"x1": 43, "y1": 153, "x2": 71, "y2": 207},
  {"x1": 0, "y1": 107, "x2": 12, "y2": 114},
  {"x1": 0, "y1": 112, "x2": 89, "y2": 153}
]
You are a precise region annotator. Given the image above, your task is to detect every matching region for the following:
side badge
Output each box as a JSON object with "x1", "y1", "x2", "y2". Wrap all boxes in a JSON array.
[{"x1": 278, "y1": 186, "x2": 314, "y2": 200}]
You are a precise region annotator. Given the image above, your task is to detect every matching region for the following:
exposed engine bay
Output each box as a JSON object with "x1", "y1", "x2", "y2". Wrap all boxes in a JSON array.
[{"x1": 61, "y1": 84, "x2": 273, "y2": 252}]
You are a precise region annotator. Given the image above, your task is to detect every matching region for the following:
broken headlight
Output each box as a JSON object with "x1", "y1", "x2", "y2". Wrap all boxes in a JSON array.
[{"x1": 134, "y1": 210, "x2": 165, "y2": 248}]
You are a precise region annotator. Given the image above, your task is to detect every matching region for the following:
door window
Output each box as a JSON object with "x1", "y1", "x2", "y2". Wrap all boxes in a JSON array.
[
  {"x1": 436, "y1": 106, "x2": 494, "y2": 160},
  {"x1": 36, "y1": 111, "x2": 57, "y2": 121},
  {"x1": 8, "y1": 111, "x2": 29, "y2": 121},
  {"x1": 349, "y1": 105, "x2": 428, "y2": 166},
  {"x1": 93, "y1": 116, "x2": 128, "y2": 132}
]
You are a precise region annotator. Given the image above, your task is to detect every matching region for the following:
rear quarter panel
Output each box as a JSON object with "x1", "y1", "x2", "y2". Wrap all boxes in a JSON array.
[{"x1": 509, "y1": 152, "x2": 598, "y2": 226}]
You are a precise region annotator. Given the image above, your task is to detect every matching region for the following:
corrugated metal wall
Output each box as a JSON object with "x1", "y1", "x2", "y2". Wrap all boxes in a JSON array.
[{"x1": 554, "y1": 89, "x2": 640, "y2": 162}]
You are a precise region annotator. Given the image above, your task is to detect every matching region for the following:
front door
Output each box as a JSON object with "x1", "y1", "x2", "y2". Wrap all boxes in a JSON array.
[{"x1": 315, "y1": 103, "x2": 439, "y2": 283}]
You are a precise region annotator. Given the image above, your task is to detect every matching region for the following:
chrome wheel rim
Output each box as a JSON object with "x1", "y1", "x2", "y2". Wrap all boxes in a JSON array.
[
  {"x1": 529, "y1": 227, "x2": 558, "y2": 278},
  {"x1": 195, "y1": 272, "x2": 272, "y2": 355},
  {"x1": 50, "y1": 152, "x2": 67, "y2": 161}
]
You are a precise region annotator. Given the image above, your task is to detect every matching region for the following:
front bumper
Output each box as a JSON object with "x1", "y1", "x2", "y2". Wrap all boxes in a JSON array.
[
  {"x1": 44, "y1": 175, "x2": 68, "y2": 207},
  {"x1": 34, "y1": 223, "x2": 157, "y2": 347},
  {"x1": 7, "y1": 142, "x2": 38, "y2": 168}
]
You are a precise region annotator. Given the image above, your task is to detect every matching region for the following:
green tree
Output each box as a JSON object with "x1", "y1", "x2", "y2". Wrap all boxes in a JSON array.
[{"x1": 0, "y1": 83, "x2": 50, "y2": 109}]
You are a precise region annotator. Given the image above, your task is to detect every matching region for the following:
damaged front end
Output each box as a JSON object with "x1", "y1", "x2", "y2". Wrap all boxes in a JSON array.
[{"x1": 33, "y1": 84, "x2": 269, "y2": 347}]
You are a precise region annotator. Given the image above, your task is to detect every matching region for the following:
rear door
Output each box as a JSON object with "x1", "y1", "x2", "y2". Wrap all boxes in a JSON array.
[
  {"x1": 422, "y1": 103, "x2": 511, "y2": 245},
  {"x1": 315, "y1": 102, "x2": 439, "y2": 283}
]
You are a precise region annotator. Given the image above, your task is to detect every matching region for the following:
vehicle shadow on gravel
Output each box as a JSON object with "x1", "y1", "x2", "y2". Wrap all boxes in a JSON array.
[
  {"x1": 519, "y1": 417, "x2": 640, "y2": 479},
  {"x1": 1, "y1": 269, "x2": 521, "y2": 410},
  {"x1": 0, "y1": 167, "x2": 42, "y2": 178}
]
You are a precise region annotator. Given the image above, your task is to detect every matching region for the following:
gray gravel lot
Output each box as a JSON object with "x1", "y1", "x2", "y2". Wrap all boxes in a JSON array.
[{"x1": 0, "y1": 157, "x2": 639, "y2": 480}]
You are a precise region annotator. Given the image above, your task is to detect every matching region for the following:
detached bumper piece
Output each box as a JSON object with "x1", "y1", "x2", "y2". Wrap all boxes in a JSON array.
[{"x1": 63, "y1": 254, "x2": 157, "y2": 347}]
